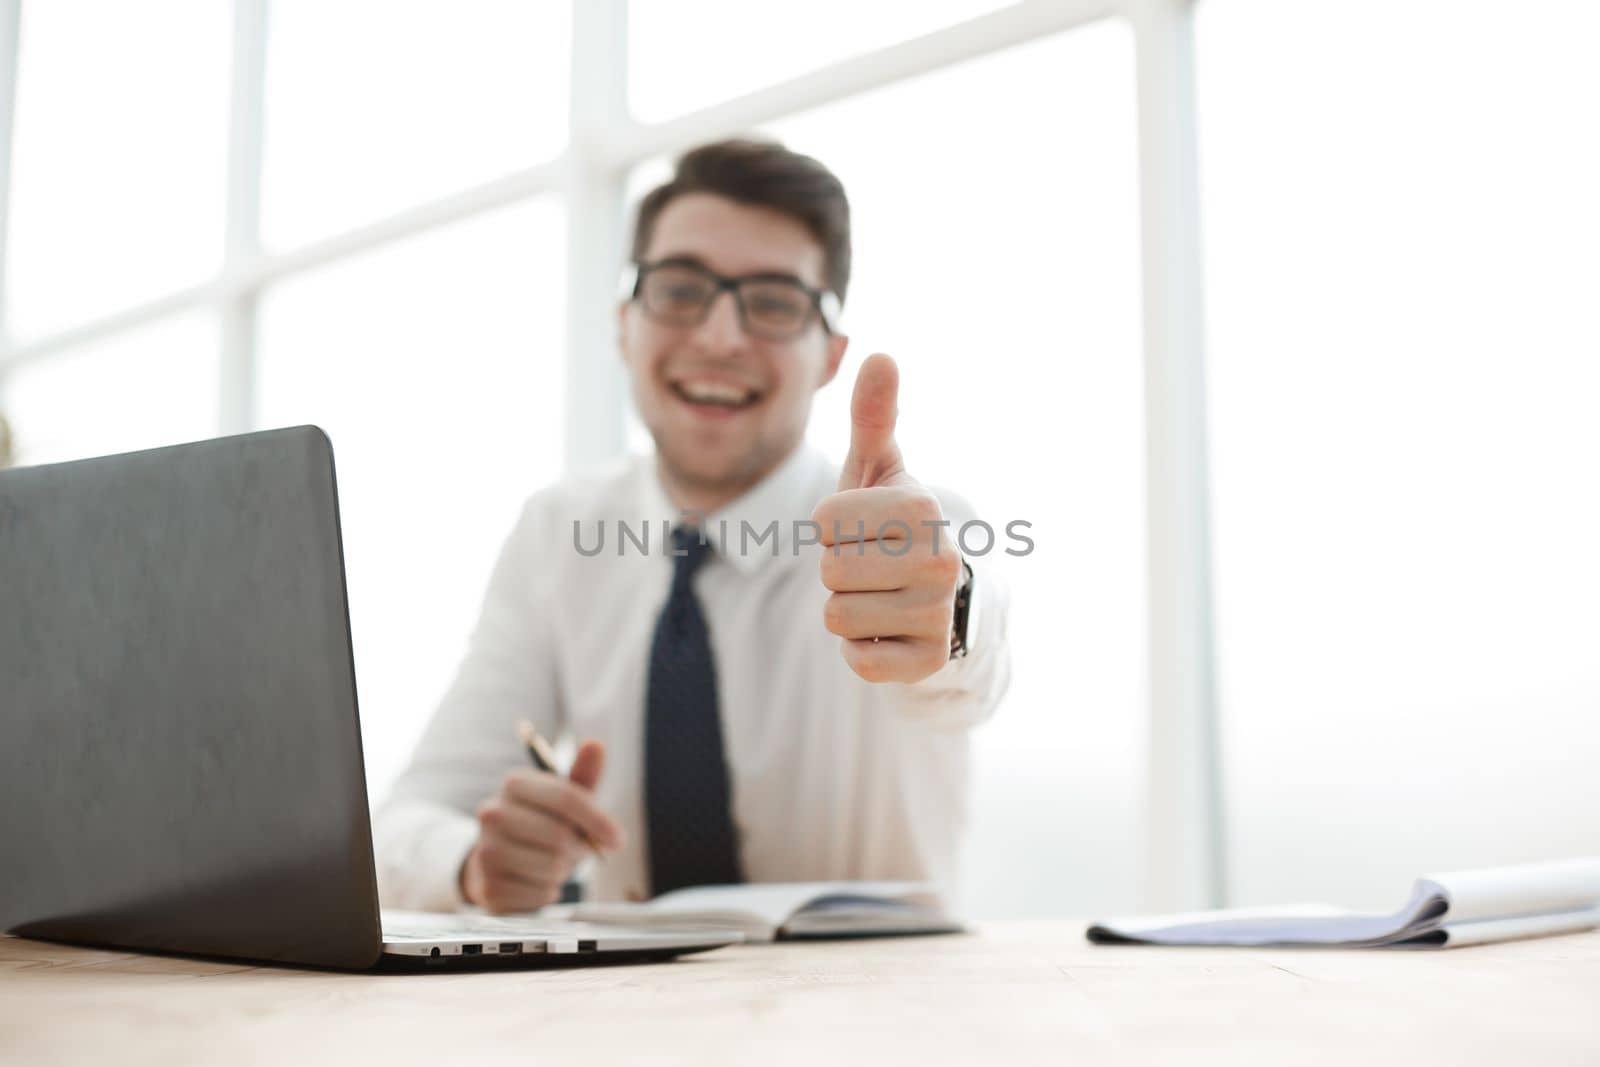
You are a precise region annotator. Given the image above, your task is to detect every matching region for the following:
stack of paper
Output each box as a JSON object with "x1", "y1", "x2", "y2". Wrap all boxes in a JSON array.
[{"x1": 1088, "y1": 857, "x2": 1600, "y2": 949}]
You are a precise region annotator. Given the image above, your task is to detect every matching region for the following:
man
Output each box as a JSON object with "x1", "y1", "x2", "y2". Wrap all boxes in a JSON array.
[{"x1": 375, "y1": 139, "x2": 1010, "y2": 912}]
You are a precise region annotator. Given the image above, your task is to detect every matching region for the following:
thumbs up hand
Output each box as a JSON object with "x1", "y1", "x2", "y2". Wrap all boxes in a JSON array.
[{"x1": 812, "y1": 354, "x2": 964, "y2": 685}]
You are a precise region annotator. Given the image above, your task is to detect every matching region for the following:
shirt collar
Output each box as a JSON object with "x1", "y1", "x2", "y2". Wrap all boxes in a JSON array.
[{"x1": 636, "y1": 443, "x2": 833, "y2": 575}]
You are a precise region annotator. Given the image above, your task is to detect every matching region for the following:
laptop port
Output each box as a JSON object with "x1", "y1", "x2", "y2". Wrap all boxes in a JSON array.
[
  {"x1": 578, "y1": 940, "x2": 598, "y2": 952},
  {"x1": 462, "y1": 944, "x2": 482, "y2": 956},
  {"x1": 498, "y1": 943, "x2": 521, "y2": 955}
]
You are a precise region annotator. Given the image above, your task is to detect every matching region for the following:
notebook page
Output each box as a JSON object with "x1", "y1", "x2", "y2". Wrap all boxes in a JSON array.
[
  {"x1": 568, "y1": 882, "x2": 936, "y2": 937},
  {"x1": 652, "y1": 881, "x2": 934, "y2": 922},
  {"x1": 644, "y1": 883, "x2": 862, "y2": 927}
]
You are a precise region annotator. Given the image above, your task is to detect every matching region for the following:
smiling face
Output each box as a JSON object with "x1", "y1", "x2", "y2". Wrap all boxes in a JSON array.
[{"x1": 619, "y1": 192, "x2": 848, "y2": 510}]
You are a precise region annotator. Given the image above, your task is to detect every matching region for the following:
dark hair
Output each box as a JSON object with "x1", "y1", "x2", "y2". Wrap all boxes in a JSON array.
[{"x1": 630, "y1": 138, "x2": 853, "y2": 304}]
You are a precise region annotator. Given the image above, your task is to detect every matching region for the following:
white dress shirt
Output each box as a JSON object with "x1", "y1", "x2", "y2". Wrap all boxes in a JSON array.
[{"x1": 372, "y1": 443, "x2": 1010, "y2": 910}]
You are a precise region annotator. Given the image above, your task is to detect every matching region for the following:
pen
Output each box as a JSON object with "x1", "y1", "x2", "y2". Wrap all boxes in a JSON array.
[{"x1": 517, "y1": 720, "x2": 605, "y2": 864}]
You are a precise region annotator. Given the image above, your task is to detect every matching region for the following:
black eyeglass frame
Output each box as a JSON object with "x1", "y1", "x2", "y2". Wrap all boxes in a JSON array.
[{"x1": 623, "y1": 259, "x2": 843, "y2": 340}]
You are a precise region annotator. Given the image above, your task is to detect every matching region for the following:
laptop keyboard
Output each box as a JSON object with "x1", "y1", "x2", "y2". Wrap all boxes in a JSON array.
[{"x1": 381, "y1": 910, "x2": 589, "y2": 940}]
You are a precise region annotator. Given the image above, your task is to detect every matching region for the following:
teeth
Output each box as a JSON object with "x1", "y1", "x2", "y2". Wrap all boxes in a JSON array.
[{"x1": 678, "y1": 380, "x2": 754, "y2": 405}]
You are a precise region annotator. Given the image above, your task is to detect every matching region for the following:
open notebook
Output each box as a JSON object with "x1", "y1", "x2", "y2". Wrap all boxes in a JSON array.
[
  {"x1": 1089, "y1": 857, "x2": 1600, "y2": 949},
  {"x1": 558, "y1": 882, "x2": 961, "y2": 943}
]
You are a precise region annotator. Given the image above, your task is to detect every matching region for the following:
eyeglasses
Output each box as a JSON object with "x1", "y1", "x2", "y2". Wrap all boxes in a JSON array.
[{"x1": 626, "y1": 259, "x2": 841, "y2": 342}]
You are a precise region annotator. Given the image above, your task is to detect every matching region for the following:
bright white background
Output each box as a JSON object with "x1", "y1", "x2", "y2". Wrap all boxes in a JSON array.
[
  {"x1": 0, "y1": 0, "x2": 1594, "y2": 917},
  {"x1": 1198, "y1": 0, "x2": 1600, "y2": 909}
]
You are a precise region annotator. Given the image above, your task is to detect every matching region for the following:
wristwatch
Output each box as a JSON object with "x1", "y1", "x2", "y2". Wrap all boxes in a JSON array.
[{"x1": 949, "y1": 557, "x2": 976, "y2": 659}]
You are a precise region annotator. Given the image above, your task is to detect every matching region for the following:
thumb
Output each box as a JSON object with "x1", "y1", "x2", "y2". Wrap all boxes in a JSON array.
[
  {"x1": 568, "y1": 739, "x2": 606, "y2": 792},
  {"x1": 839, "y1": 353, "x2": 908, "y2": 491}
]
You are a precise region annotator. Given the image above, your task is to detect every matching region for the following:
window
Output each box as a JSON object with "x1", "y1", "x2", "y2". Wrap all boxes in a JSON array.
[
  {"x1": 1198, "y1": 0, "x2": 1600, "y2": 909},
  {"x1": 261, "y1": 0, "x2": 570, "y2": 248},
  {"x1": 18, "y1": 0, "x2": 1560, "y2": 918},
  {"x1": 257, "y1": 199, "x2": 566, "y2": 800},
  {"x1": 1, "y1": 314, "x2": 218, "y2": 466},
  {"x1": 628, "y1": 0, "x2": 1012, "y2": 123},
  {"x1": 5, "y1": 1, "x2": 228, "y2": 337}
]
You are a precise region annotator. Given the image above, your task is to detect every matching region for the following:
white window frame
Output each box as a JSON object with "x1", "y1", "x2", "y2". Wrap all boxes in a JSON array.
[{"x1": 0, "y1": 0, "x2": 1223, "y2": 911}]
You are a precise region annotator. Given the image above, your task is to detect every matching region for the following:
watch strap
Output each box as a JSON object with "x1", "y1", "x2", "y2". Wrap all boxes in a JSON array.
[{"x1": 949, "y1": 557, "x2": 974, "y2": 659}]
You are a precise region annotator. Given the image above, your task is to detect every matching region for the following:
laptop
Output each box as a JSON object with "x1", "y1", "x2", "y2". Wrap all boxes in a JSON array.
[{"x1": 0, "y1": 427, "x2": 738, "y2": 970}]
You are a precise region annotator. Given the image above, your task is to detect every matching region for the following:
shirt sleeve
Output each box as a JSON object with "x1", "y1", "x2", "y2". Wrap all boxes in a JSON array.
[
  {"x1": 878, "y1": 486, "x2": 1014, "y2": 731},
  {"x1": 371, "y1": 494, "x2": 565, "y2": 911}
]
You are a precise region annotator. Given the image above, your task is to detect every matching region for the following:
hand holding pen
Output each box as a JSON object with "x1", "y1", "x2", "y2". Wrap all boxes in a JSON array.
[
  {"x1": 517, "y1": 720, "x2": 608, "y2": 864},
  {"x1": 458, "y1": 722, "x2": 624, "y2": 914}
]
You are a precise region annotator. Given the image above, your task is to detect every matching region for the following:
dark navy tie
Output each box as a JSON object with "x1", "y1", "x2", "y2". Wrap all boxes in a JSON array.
[{"x1": 645, "y1": 525, "x2": 744, "y2": 896}]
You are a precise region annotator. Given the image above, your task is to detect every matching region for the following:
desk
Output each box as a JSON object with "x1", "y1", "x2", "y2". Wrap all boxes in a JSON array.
[{"x1": 2, "y1": 921, "x2": 1597, "y2": 1065}]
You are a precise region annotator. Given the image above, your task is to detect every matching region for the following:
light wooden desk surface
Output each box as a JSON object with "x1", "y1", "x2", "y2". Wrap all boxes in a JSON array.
[{"x1": 2, "y1": 921, "x2": 1597, "y2": 1066}]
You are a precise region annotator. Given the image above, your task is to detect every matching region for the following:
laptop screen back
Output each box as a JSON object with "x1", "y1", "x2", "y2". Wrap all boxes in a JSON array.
[{"x1": 0, "y1": 427, "x2": 382, "y2": 969}]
